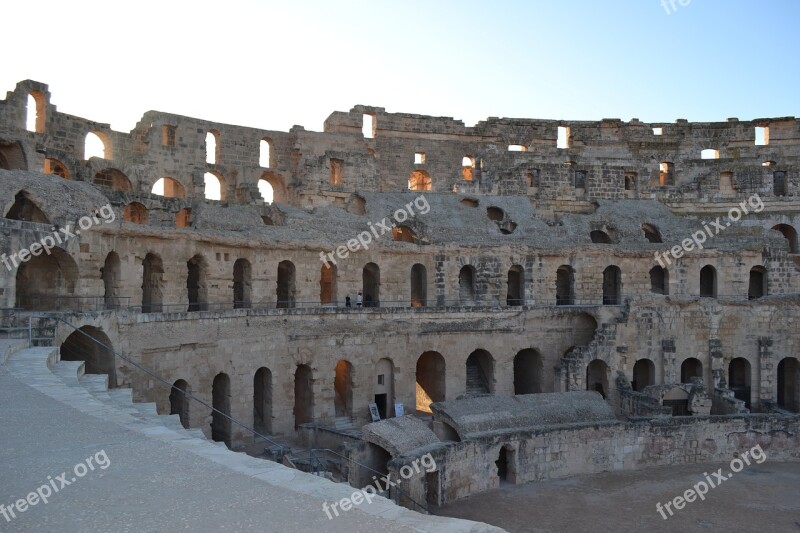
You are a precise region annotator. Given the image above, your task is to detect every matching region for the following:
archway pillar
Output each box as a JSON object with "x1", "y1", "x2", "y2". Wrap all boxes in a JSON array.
[{"x1": 758, "y1": 337, "x2": 775, "y2": 410}]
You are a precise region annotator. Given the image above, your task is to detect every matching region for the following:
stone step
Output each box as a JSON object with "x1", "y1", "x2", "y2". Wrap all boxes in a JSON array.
[
  {"x1": 80, "y1": 373, "x2": 109, "y2": 392},
  {"x1": 52, "y1": 361, "x2": 84, "y2": 384}
]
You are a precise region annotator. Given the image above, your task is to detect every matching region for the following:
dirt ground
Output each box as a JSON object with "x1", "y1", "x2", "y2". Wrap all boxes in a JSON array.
[{"x1": 435, "y1": 461, "x2": 800, "y2": 532}]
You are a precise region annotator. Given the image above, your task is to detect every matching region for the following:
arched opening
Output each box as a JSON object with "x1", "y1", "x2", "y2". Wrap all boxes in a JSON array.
[
  {"x1": 206, "y1": 130, "x2": 220, "y2": 165},
  {"x1": 374, "y1": 358, "x2": 394, "y2": 419},
  {"x1": 259, "y1": 172, "x2": 286, "y2": 204},
  {"x1": 650, "y1": 266, "x2": 668, "y2": 295},
  {"x1": 632, "y1": 359, "x2": 655, "y2": 391},
  {"x1": 334, "y1": 360, "x2": 354, "y2": 420},
  {"x1": 186, "y1": 255, "x2": 208, "y2": 312},
  {"x1": 777, "y1": 357, "x2": 799, "y2": 412},
  {"x1": 700, "y1": 265, "x2": 717, "y2": 297},
  {"x1": 466, "y1": 349, "x2": 494, "y2": 395},
  {"x1": 320, "y1": 263, "x2": 337, "y2": 305},
  {"x1": 590, "y1": 230, "x2": 612, "y2": 244},
  {"x1": 26, "y1": 92, "x2": 46, "y2": 133},
  {"x1": 277, "y1": 260, "x2": 296, "y2": 308},
  {"x1": 513, "y1": 349, "x2": 542, "y2": 394},
  {"x1": 253, "y1": 367, "x2": 272, "y2": 435},
  {"x1": 101, "y1": 252, "x2": 121, "y2": 310},
  {"x1": 259, "y1": 138, "x2": 271, "y2": 168},
  {"x1": 486, "y1": 207, "x2": 504, "y2": 222},
  {"x1": 408, "y1": 170, "x2": 432, "y2": 191},
  {"x1": 586, "y1": 359, "x2": 609, "y2": 398},
  {"x1": 392, "y1": 226, "x2": 418, "y2": 243},
  {"x1": 44, "y1": 158, "x2": 70, "y2": 179},
  {"x1": 659, "y1": 162, "x2": 674, "y2": 186},
  {"x1": 556, "y1": 265, "x2": 575, "y2": 305},
  {"x1": 211, "y1": 372, "x2": 232, "y2": 448},
  {"x1": 123, "y1": 202, "x2": 148, "y2": 225},
  {"x1": 728, "y1": 358, "x2": 751, "y2": 409},
  {"x1": 93, "y1": 169, "x2": 131, "y2": 191},
  {"x1": 602, "y1": 265, "x2": 622, "y2": 305},
  {"x1": 642, "y1": 223, "x2": 662, "y2": 243},
  {"x1": 233, "y1": 259, "x2": 252, "y2": 309},
  {"x1": 773, "y1": 171, "x2": 787, "y2": 197},
  {"x1": 84, "y1": 131, "x2": 108, "y2": 160},
  {"x1": 141, "y1": 253, "x2": 164, "y2": 313},
  {"x1": 294, "y1": 364, "x2": 313, "y2": 428},
  {"x1": 771, "y1": 224, "x2": 798, "y2": 253},
  {"x1": 60, "y1": 327, "x2": 115, "y2": 387},
  {"x1": 507, "y1": 265, "x2": 524, "y2": 306},
  {"x1": 458, "y1": 265, "x2": 476, "y2": 304},
  {"x1": 15, "y1": 247, "x2": 77, "y2": 311},
  {"x1": 203, "y1": 171, "x2": 225, "y2": 201},
  {"x1": 175, "y1": 208, "x2": 192, "y2": 228},
  {"x1": 416, "y1": 351, "x2": 445, "y2": 413},
  {"x1": 0, "y1": 141, "x2": 27, "y2": 170},
  {"x1": 362, "y1": 263, "x2": 380, "y2": 307},
  {"x1": 574, "y1": 313, "x2": 598, "y2": 346},
  {"x1": 461, "y1": 156, "x2": 475, "y2": 181},
  {"x1": 151, "y1": 177, "x2": 186, "y2": 198},
  {"x1": 681, "y1": 358, "x2": 703, "y2": 383},
  {"x1": 5, "y1": 191, "x2": 50, "y2": 223},
  {"x1": 411, "y1": 263, "x2": 427, "y2": 307},
  {"x1": 748, "y1": 266, "x2": 767, "y2": 300},
  {"x1": 169, "y1": 379, "x2": 190, "y2": 429}
]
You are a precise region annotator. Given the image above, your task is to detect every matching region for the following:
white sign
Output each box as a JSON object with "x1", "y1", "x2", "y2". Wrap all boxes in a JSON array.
[
  {"x1": 368, "y1": 402, "x2": 381, "y2": 422},
  {"x1": 394, "y1": 403, "x2": 404, "y2": 417}
]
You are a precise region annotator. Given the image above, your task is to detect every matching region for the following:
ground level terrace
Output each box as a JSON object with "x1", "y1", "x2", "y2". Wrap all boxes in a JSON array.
[{"x1": 38, "y1": 299, "x2": 800, "y2": 445}]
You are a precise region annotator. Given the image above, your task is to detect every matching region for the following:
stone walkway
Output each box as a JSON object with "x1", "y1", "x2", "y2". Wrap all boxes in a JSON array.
[{"x1": 0, "y1": 344, "x2": 500, "y2": 533}]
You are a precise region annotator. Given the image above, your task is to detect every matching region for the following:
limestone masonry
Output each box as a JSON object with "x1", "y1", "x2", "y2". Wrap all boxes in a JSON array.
[{"x1": 1, "y1": 79, "x2": 798, "y2": 509}]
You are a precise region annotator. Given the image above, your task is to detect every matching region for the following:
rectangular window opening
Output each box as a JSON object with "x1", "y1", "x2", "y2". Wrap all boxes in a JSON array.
[{"x1": 557, "y1": 126, "x2": 570, "y2": 149}]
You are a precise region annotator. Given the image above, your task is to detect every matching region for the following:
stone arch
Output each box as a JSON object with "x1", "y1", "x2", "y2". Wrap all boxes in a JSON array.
[
  {"x1": 294, "y1": 364, "x2": 314, "y2": 428},
  {"x1": 44, "y1": 158, "x2": 70, "y2": 179},
  {"x1": 320, "y1": 263, "x2": 337, "y2": 305},
  {"x1": 142, "y1": 253, "x2": 164, "y2": 313},
  {"x1": 16, "y1": 247, "x2": 78, "y2": 310},
  {"x1": 590, "y1": 230, "x2": 612, "y2": 244},
  {"x1": 101, "y1": 252, "x2": 121, "y2": 310},
  {"x1": 374, "y1": 358, "x2": 394, "y2": 419},
  {"x1": 729, "y1": 357, "x2": 752, "y2": 409},
  {"x1": 700, "y1": 265, "x2": 717, "y2": 297},
  {"x1": 392, "y1": 225, "x2": 418, "y2": 243},
  {"x1": 169, "y1": 379, "x2": 190, "y2": 429},
  {"x1": 748, "y1": 266, "x2": 767, "y2": 299},
  {"x1": 26, "y1": 91, "x2": 46, "y2": 133},
  {"x1": 206, "y1": 130, "x2": 220, "y2": 165},
  {"x1": 513, "y1": 349, "x2": 543, "y2": 394},
  {"x1": 650, "y1": 265, "x2": 668, "y2": 295},
  {"x1": 771, "y1": 224, "x2": 798, "y2": 253},
  {"x1": 602, "y1": 265, "x2": 622, "y2": 305},
  {"x1": 466, "y1": 349, "x2": 494, "y2": 395},
  {"x1": 259, "y1": 171, "x2": 286, "y2": 204},
  {"x1": 123, "y1": 202, "x2": 148, "y2": 224},
  {"x1": 777, "y1": 357, "x2": 799, "y2": 412},
  {"x1": 411, "y1": 263, "x2": 427, "y2": 307},
  {"x1": 632, "y1": 359, "x2": 655, "y2": 391},
  {"x1": 203, "y1": 170, "x2": 226, "y2": 201},
  {"x1": 458, "y1": 265, "x2": 476, "y2": 304},
  {"x1": 334, "y1": 360, "x2": 355, "y2": 419},
  {"x1": 277, "y1": 260, "x2": 296, "y2": 308},
  {"x1": 556, "y1": 265, "x2": 575, "y2": 305},
  {"x1": 233, "y1": 258, "x2": 252, "y2": 309},
  {"x1": 0, "y1": 141, "x2": 27, "y2": 170},
  {"x1": 85, "y1": 131, "x2": 110, "y2": 160},
  {"x1": 186, "y1": 254, "x2": 208, "y2": 312},
  {"x1": 5, "y1": 190, "x2": 49, "y2": 223},
  {"x1": 211, "y1": 372, "x2": 232, "y2": 447},
  {"x1": 362, "y1": 262, "x2": 380, "y2": 307},
  {"x1": 507, "y1": 265, "x2": 524, "y2": 306},
  {"x1": 681, "y1": 357, "x2": 703, "y2": 383},
  {"x1": 416, "y1": 351, "x2": 445, "y2": 413},
  {"x1": 574, "y1": 313, "x2": 597, "y2": 346},
  {"x1": 93, "y1": 168, "x2": 132, "y2": 191},
  {"x1": 253, "y1": 367, "x2": 273, "y2": 434},
  {"x1": 408, "y1": 170, "x2": 432, "y2": 191},
  {"x1": 642, "y1": 223, "x2": 662, "y2": 243},
  {"x1": 586, "y1": 359, "x2": 610, "y2": 398},
  {"x1": 60, "y1": 326, "x2": 116, "y2": 388},
  {"x1": 152, "y1": 177, "x2": 186, "y2": 198}
]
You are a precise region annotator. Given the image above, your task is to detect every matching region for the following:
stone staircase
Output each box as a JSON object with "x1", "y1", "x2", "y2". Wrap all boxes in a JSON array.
[
  {"x1": 334, "y1": 416, "x2": 357, "y2": 432},
  {"x1": 466, "y1": 362, "x2": 489, "y2": 395}
]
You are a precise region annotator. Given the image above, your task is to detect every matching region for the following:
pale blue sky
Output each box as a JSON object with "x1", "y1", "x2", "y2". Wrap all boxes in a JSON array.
[{"x1": 2, "y1": 0, "x2": 798, "y2": 132}]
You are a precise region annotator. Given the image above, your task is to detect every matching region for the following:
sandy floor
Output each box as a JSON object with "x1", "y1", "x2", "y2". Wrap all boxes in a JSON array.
[{"x1": 435, "y1": 461, "x2": 800, "y2": 532}]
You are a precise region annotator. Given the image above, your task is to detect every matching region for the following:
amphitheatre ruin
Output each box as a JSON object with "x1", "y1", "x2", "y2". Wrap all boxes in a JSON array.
[{"x1": 1, "y1": 79, "x2": 799, "y2": 530}]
